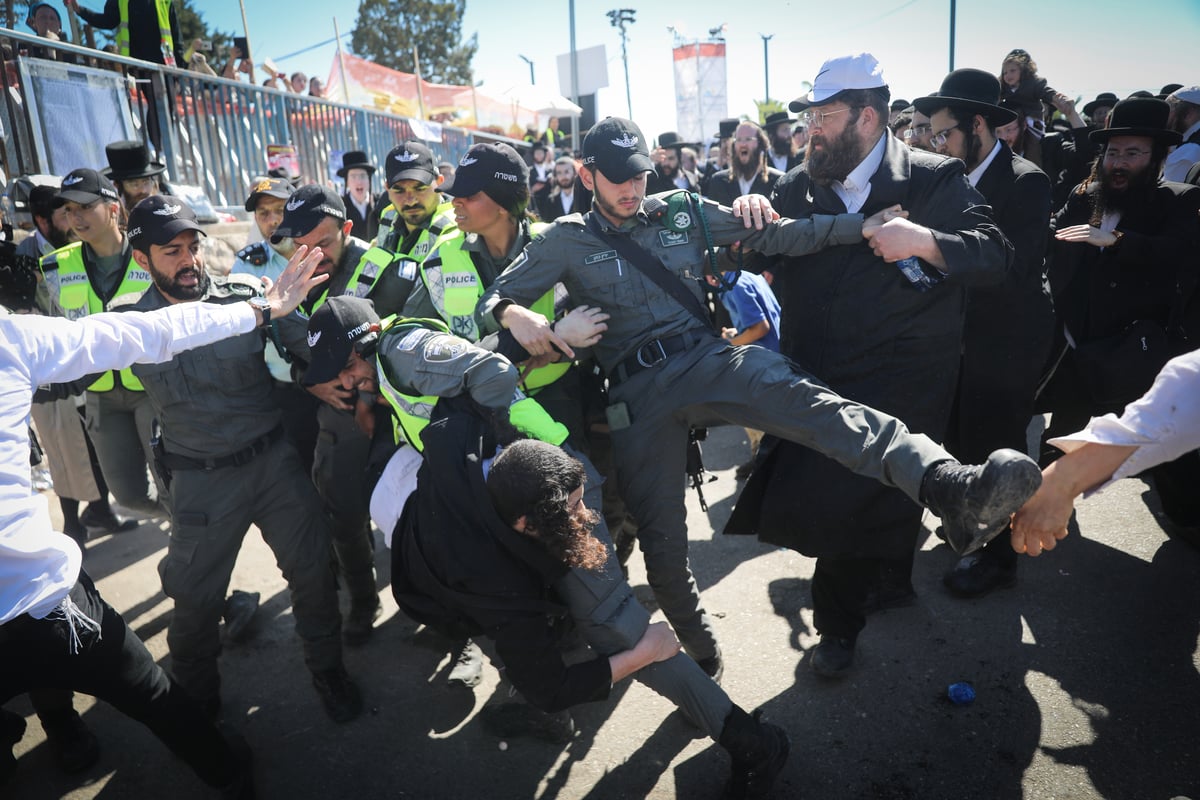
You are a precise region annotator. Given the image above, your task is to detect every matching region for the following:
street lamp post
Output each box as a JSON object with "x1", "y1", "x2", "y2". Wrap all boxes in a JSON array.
[
  {"x1": 607, "y1": 8, "x2": 636, "y2": 118},
  {"x1": 760, "y1": 33, "x2": 773, "y2": 103},
  {"x1": 518, "y1": 54, "x2": 535, "y2": 85}
]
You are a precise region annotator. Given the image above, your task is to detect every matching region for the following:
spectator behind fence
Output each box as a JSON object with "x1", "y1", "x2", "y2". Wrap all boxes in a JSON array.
[{"x1": 102, "y1": 140, "x2": 165, "y2": 212}]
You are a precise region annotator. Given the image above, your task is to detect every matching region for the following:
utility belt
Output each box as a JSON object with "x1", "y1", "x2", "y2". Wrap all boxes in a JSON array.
[
  {"x1": 153, "y1": 425, "x2": 284, "y2": 481},
  {"x1": 608, "y1": 330, "x2": 712, "y2": 387}
]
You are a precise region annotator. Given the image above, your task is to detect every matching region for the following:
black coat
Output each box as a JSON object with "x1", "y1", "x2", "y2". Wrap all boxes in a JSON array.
[
  {"x1": 702, "y1": 167, "x2": 785, "y2": 207},
  {"x1": 946, "y1": 145, "x2": 1055, "y2": 462},
  {"x1": 390, "y1": 402, "x2": 612, "y2": 713},
  {"x1": 1048, "y1": 179, "x2": 1200, "y2": 346},
  {"x1": 343, "y1": 192, "x2": 380, "y2": 243},
  {"x1": 646, "y1": 168, "x2": 699, "y2": 196},
  {"x1": 725, "y1": 134, "x2": 1012, "y2": 559},
  {"x1": 537, "y1": 187, "x2": 588, "y2": 223}
]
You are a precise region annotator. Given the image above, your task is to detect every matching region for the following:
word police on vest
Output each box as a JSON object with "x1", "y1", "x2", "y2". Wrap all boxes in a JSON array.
[{"x1": 302, "y1": 295, "x2": 384, "y2": 386}]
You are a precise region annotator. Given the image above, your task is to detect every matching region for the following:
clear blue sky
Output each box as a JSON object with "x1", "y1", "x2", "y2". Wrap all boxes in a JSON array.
[{"x1": 55, "y1": 0, "x2": 1200, "y2": 140}]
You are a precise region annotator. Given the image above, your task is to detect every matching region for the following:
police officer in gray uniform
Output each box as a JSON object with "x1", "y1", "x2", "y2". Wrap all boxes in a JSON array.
[
  {"x1": 478, "y1": 117, "x2": 1042, "y2": 677},
  {"x1": 121, "y1": 196, "x2": 362, "y2": 724},
  {"x1": 272, "y1": 185, "x2": 418, "y2": 645}
]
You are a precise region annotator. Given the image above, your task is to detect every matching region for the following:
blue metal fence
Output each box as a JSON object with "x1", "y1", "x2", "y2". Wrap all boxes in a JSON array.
[{"x1": 0, "y1": 27, "x2": 508, "y2": 207}]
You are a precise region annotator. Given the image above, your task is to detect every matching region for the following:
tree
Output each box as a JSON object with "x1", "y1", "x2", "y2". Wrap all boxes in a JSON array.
[{"x1": 350, "y1": 0, "x2": 477, "y2": 86}]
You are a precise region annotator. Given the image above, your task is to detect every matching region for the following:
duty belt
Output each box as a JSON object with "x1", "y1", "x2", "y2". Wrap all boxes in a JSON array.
[
  {"x1": 609, "y1": 331, "x2": 709, "y2": 386},
  {"x1": 157, "y1": 426, "x2": 284, "y2": 472}
]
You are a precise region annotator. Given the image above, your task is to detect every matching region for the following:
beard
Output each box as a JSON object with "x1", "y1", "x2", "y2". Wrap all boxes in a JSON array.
[
  {"x1": 46, "y1": 223, "x2": 73, "y2": 250},
  {"x1": 734, "y1": 147, "x2": 760, "y2": 180},
  {"x1": 659, "y1": 161, "x2": 679, "y2": 180},
  {"x1": 806, "y1": 123, "x2": 865, "y2": 187},
  {"x1": 149, "y1": 259, "x2": 209, "y2": 302},
  {"x1": 1094, "y1": 160, "x2": 1159, "y2": 216}
]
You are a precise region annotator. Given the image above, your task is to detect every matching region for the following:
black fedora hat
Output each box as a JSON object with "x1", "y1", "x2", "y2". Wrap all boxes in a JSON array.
[
  {"x1": 763, "y1": 111, "x2": 793, "y2": 130},
  {"x1": 1089, "y1": 97, "x2": 1182, "y2": 145},
  {"x1": 657, "y1": 131, "x2": 697, "y2": 150},
  {"x1": 913, "y1": 69, "x2": 1016, "y2": 127},
  {"x1": 336, "y1": 150, "x2": 376, "y2": 178},
  {"x1": 1082, "y1": 92, "x2": 1118, "y2": 117},
  {"x1": 103, "y1": 140, "x2": 166, "y2": 181}
]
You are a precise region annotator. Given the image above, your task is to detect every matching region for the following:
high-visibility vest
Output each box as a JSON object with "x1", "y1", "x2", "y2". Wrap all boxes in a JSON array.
[
  {"x1": 117, "y1": 0, "x2": 176, "y2": 67},
  {"x1": 374, "y1": 317, "x2": 567, "y2": 452},
  {"x1": 418, "y1": 223, "x2": 569, "y2": 391},
  {"x1": 44, "y1": 241, "x2": 151, "y2": 392},
  {"x1": 375, "y1": 201, "x2": 456, "y2": 260},
  {"x1": 301, "y1": 244, "x2": 392, "y2": 316}
]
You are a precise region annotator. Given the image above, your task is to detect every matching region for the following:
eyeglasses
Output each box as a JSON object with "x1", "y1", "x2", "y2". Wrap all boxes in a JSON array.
[
  {"x1": 799, "y1": 106, "x2": 857, "y2": 129},
  {"x1": 929, "y1": 125, "x2": 963, "y2": 149},
  {"x1": 904, "y1": 124, "x2": 931, "y2": 140},
  {"x1": 1102, "y1": 148, "x2": 1151, "y2": 162}
]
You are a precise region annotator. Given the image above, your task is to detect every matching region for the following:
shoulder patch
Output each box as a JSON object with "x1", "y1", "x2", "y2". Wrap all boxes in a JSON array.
[
  {"x1": 235, "y1": 242, "x2": 269, "y2": 267},
  {"x1": 214, "y1": 272, "x2": 265, "y2": 298},
  {"x1": 108, "y1": 290, "x2": 147, "y2": 310}
]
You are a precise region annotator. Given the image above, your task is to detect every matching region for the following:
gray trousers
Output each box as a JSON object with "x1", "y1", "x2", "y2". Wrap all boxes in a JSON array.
[
  {"x1": 158, "y1": 437, "x2": 343, "y2": 708},
  {"x1": 85, "y1": 385, "x2": 163, "y2": 517},
  {"x1": 556, "y1": 445, "x2": 732, "y2": 738},
  {"x1": 313, "y1": 405, "x2": 379, "y2": 610},
  {"x1": 609, "y1": 339, "x2": 950, "y2": 661}
]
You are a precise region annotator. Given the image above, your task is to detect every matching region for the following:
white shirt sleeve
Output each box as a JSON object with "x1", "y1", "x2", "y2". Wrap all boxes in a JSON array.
[
  {"x1": 0, "y1": 300, "x2": 257, "y2": 624},
  {"x1": 1049, "y1": 349, "x2": 1200, "y2": 492},
  {"x1": 13, "y1": 300, "x2": 257, "y2": 387}
]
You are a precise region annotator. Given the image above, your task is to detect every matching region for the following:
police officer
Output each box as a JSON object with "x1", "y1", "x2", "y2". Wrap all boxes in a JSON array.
[
  {"x1": 478, "y1": 117, "x2": 1043, "y2": 677},
  {"x1": 120, "y1": 195, "x2": 361, "y2": 724},
  {"x1": 373, "y1": 140, "x2": 456, "y2": 259},
  {"x1": 304, "y1": 296, "x2": 789, "y2": 800},
  {"x1": 40, "y1": 168, "x2": 162, "y2": 519},
  {"x1": 272, "y1": 185, "x2": 417, "y2": 646}
]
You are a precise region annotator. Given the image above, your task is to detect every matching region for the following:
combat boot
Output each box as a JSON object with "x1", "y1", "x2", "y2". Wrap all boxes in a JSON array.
[
  {"x1": 718, "y1": 705, "x2": 789, "y2": 799},
  {"x1": 921, "y1": 449, "x2": 1042, "y2": 555}
]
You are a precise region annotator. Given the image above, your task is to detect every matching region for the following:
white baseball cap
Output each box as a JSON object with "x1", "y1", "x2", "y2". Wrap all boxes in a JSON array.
[
  {"x1": 1168, "y1": 86, "x2": 1200, "y2": 105},
  {"x1": 789, "y1": 52, "x2": 888, "y2": 112}
]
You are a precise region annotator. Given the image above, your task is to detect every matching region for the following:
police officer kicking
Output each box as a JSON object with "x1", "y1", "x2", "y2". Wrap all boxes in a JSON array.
[
  {"x1": 304, "y1": 296, "x2": 790, "y2": 799},
  {"x1": 119, "y1": 196, "x2": 363, "y2": 724},
  {"x1": 479, "y1": 117, "x2": 1043, "y2": 677}
]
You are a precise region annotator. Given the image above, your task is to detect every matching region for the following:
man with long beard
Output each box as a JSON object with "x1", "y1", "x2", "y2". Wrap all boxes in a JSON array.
[
  {"x1": 120, "y1": 196, "x2": 363, "y2": 724},
  {"x1": 1040, "y1": 97, "x2": 1200, "y2": 532},
  {"x1": 726, "y1": 53, "x2": 1013, "y2": 678},
  {"x1": 704, "y1": 121, "x2": 784, "y2": 206}
]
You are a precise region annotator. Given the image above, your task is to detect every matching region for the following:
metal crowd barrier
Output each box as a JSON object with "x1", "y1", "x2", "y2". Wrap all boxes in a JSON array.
[{"x1": 0, "y1": 27, "x2": 498, "y2": 207}]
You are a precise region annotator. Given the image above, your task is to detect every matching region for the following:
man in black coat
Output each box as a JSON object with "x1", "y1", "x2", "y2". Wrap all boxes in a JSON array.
[
  {"x1": 646, "y1": 132, "x2": 701, "y2": 195},
  {"x1": 726, "y1": 53, "x2": 1013, "y2": 678},
  {"x1": 338, "y1": 150, "x2": 380, "y2": 242},
  {"x1": 764, "y1": 111, "x2": 805, "y2": 172},
  {"x1": 704, "y1": 121, "x2": 785, "y2": 207},
  {"x1": 1040, "y1": 97, "x2": 1200, "y2": 530},
  {"x1": 915, "y1": 70, "x2": 1055, "y2": 597}
]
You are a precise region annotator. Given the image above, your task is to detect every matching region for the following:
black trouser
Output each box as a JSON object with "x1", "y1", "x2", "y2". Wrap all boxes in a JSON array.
[
  {"x1": 812, "y1": 547, "x2": 918, "y2": 640},
  {"x1": 0, "y1": 571, "x2": 238, "y2": 788}
]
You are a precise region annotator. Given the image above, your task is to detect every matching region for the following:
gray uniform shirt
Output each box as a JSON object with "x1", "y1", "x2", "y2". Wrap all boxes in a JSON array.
[
  {"x1": 477, "y1": 192, "x2": 864, "y2": 373},
  {"x1": 378, "y1": 325, "x2": 519, "y2": 410},
  {"x1": 128, "y1": 277, "x2": 279, "y2": 459}
]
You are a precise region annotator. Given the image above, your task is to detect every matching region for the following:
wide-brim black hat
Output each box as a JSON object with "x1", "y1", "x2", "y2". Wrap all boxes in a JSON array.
[
  {"x1": 1083, "y1": 92, "x2": 1119, "y2": 116},
  {"x1": 913, "y1": 69, "x2": 1016, "y2": 127},
  {"x1": 337, "y1": 150, "x2": 376, "y2": 178},
  {"x1": 657, "y1": 131, "x2": 698, "y2": 150},
  {"x1": 762, "y1": 111, "x2": 792, "y2": 130},
  {"x1": 103, "y1": 140, "x2": 166, "y2": 181},
  {"x1": 1089, "y1": 97, "x2": 1182, "y2": 145}
]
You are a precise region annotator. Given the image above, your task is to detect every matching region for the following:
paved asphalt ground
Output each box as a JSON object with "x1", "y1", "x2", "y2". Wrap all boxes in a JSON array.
[{"x1": 6, "y1": 425, "x2": 1200, "y2": 800}]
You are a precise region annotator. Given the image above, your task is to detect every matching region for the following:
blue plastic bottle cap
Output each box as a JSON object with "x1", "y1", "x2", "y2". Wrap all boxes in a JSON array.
[{"x1": 948, "y1": 681, "x2": 976, "y2": 705}]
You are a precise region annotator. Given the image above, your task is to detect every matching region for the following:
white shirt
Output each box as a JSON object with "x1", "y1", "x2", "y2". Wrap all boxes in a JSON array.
[
  {"x1": 1163, "y1": 120, "x2": 1200, "y2": 183},
  {"x1": 0, "y1": 301, "x2": 257, "y2": 623},
  {"x1": 832, "y1": 132, "x2": 887, "y2": 213},
  {"x1": 1049, "y1": 348, "x2": 1200, "y2": 494},
  {"x1": 966, "y1": 140, "x2": 1003, "y2": 188},
  {"x1": 559, "y1": 189, "x2": 574, "y2": 216}
]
